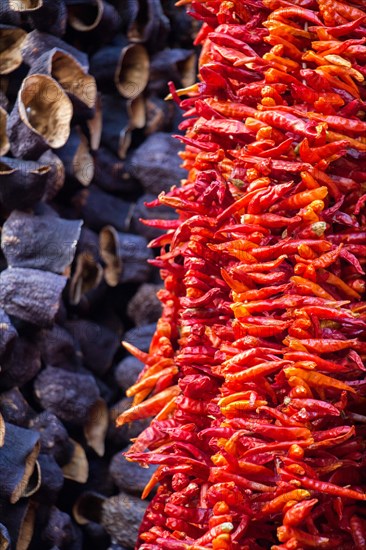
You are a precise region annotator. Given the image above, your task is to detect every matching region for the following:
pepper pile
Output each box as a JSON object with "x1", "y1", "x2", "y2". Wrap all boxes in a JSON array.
[{"x1": 117, "y1": 0, "x2": 366, "y2": 548}]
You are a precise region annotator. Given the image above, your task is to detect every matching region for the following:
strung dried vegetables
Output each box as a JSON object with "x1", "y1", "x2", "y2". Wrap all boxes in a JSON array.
[{"x1": 117, "y1": 0, "x2": 366, "y2": 548}]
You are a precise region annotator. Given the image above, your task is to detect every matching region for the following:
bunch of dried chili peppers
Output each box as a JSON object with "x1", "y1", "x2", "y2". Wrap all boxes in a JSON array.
[{"x1": 117, "y1": 0, "x2": 366, "y2": 548}]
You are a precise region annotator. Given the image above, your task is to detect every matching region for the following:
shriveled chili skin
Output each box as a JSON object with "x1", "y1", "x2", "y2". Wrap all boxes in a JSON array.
[{"x1": 118, "y1": 0, "x2": 366, "y2": 549}]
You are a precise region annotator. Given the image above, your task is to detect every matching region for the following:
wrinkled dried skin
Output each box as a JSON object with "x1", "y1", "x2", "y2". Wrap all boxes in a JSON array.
[
  {"x1": 29, "y1": 411, "x2": 73, "y2": 466},
  {"x1": 0, "y1": 268, "x2": 67, "y2": 326},
  {"x1": 149, "y1": 48, "x2": 196, "y2": 94},
  {"x1": 127, "y1": 283, "x2": 162, "y2": 326},
  {"x1": 21, "y1": 459, "x2": 41, "y2": 499},
  {"x1": 109, "y1": 450, "x2": 158, "y2": 496},
  {"x1": 72, "y1": 186, "x2": 131, "y2": 232},
  {"x1": 41, "y1": 506, "x2": 78, "y2": 548},
  {"x1": 21, "y1": 30, "x2": 89, "y2": 71},
  {"x1": 93, "y1": 146, "x2": 137, "y2": 193},
  {"x1": 130, "y1": 192, "x2": 178, "y2": 241},
  {"x1": 0, "y1": 157, "x2": 50, "y2": 210},
  {"x1": 145, "y1": 96, "x2": 173, "y2": 135},
  {"x1": 35, "y1": 454, "x2": 64, "y2": 504},
  {"x1": 127, "y1": 132, "x2": 186, "y2": 194},
  {"x1": 100, "y1": 94, "x2": 132, "y2": 159},
  {"x1": 90, "y1": 45, "x2": 127, "y2": 91},
  {"x1": 0, "y1": 337, "x2": 41, "y2": 390},
  {"x1": 0, "y1": 26, "x2": 26, "y2": 75},
  {"x1": 0, "y1": 422, "x2": 40, "y2": 503},
  {"x1": 127, "y1": 0, "x2": 170, "y2": 50},
  {"x1": 37, "y1": 324, "x2": 79, "y2": 371},
  {"x1": 0, "y1": 499, "x2": 36, "y2": 550},
  {"x1": 0, "y1": 308, "x2": 17, "y2": 359},
  {"x1": 118, "y1": 0, "x2": 366, "y2": 547},
  {"x1": 1, "y1": 211, "x2": 82, "y2": 273},
  {"x1": 0, "y1": 388, "x2": 34, "y2": 427},
  {"x1": 34, "y1": 366, "x2": 100, "y2": 425},
  {"x1": 123, "y1": 322, "x2": 157, "y2": 353},
  {"x1": 101, "y1": 493, "x2": 148, "y2": 548},
  {"x1": 115, "y1": 356, "x2": 144, "y2": 392},
  {"x1": 99, "y1": 225, "x2": 152, "y2": 286},
  {"x1": 27, "y1": 0, "x2": 67, "y2": 37},
  {"x1": 38, "y1": 149, "x2": 65, "y2": 201},
  {"x1": 65, "y1": 318, "x2": 119, "y2": 375},
  {"x1": 7, "y1": 74, "x2": 73, "y2": 158}
]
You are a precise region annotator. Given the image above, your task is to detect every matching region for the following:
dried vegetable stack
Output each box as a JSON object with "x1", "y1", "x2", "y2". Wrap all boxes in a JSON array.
[
  {"x1": 0, "y1": 1, "x2": 197, "y2": 549},
  {"x1": 117, "y1": 0, "x2": 366, "y2": 548}
]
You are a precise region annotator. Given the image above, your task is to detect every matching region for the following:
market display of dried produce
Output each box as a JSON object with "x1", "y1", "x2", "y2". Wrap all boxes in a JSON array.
[
  {"x1": 116, "y1": 0, "x2": 366, "y2": 548},
  {"x1": 0, "y1": 1, "x2": 196, "y2": 549}
]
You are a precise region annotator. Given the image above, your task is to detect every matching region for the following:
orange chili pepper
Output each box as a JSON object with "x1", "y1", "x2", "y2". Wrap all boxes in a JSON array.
[
  {"x1": 226, "y1": 360, "x2": 292, "y2": 384},
  {"x1": 284, "y1": 367, "x2": 356, "y2": 393},
  {"x1": 326, "y1": 130, "x2": 366, "y2": 151},
  {"x1": 261, "y1": 489, "x2": 311, "y2": 515},
  {"x1": 319, "y1": 269, "x2": 361, "y2": 299},
  {"x1": 263, "y1": 20, "x2": 312, "y2": 40},
  {"x1": 264, "y1": 33, "x2": 303, "y2": 61},
  {"x1": 290, "y1": 276, "x2": 335, "y2": 300},
  {"x1": 274, "y1": 186, "x2": 328, "y2": 211},
  {"x1": 116, "y1": 386, "x2": 181, "y2": 425},
  {"x1": 287, "y1": 375, "x2": 313, "y2": 398}
]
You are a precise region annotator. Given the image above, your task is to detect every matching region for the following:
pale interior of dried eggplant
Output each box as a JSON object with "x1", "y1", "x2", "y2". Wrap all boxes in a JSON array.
[
  {"x1": 73, "y1": 131, "x2": 94, "y2": 186},
  {"x1": 0, "y1": 108, "x2": 10, "y2": 156},
  {"x1": 99, "y1": 227, "x2": 122, "y2": 286},
  {"x1": 51, "y1": 51, "x2": 97, "y2": 109},
  {"x1": 0, "y1": 28, "x2": 27, "y2": 75},
  {"x1": 9, "y1": 0, "x2": 42, "y2": 10},
  {"x1": 116, "y1": 44, "x2": 149, "y2": 100},
  {"x1": 21, "y1": 76, "x2": 72, "y2": 148}
]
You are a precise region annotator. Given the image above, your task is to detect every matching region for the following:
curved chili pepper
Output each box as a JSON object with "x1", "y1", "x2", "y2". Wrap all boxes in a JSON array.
[
  {"x1": 283, "y1": 367, "x2": 356, "y2": 393},
  {"x1": 282, "y1": 470, "x2": 366, "y2": 501},
  {"x1": 299, "y1": 139, "x2": 349, "y2": 164},
  {"x1": 261, "y1": 489, "x2": 311, "y2": 515},
  {"x1": 283, "y1": 499, "x2": 318, "y2": 527},
  {"x1": 268, "y1": 6, "x2": 324, "y2": 26},
  {"x1": 117, "y1": 386, "x2": 181, "y2": 425},
  {"x1": 310, "y1": 16, "x2": 366, "y2": 38},
  {"x1": 226, "y1": 360, "x2": 292, "y2": 385}
]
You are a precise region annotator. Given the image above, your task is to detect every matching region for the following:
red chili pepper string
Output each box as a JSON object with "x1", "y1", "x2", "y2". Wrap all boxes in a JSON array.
[{"x1": 117, "y1": 1, "x2": 366, "y2": 548}]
